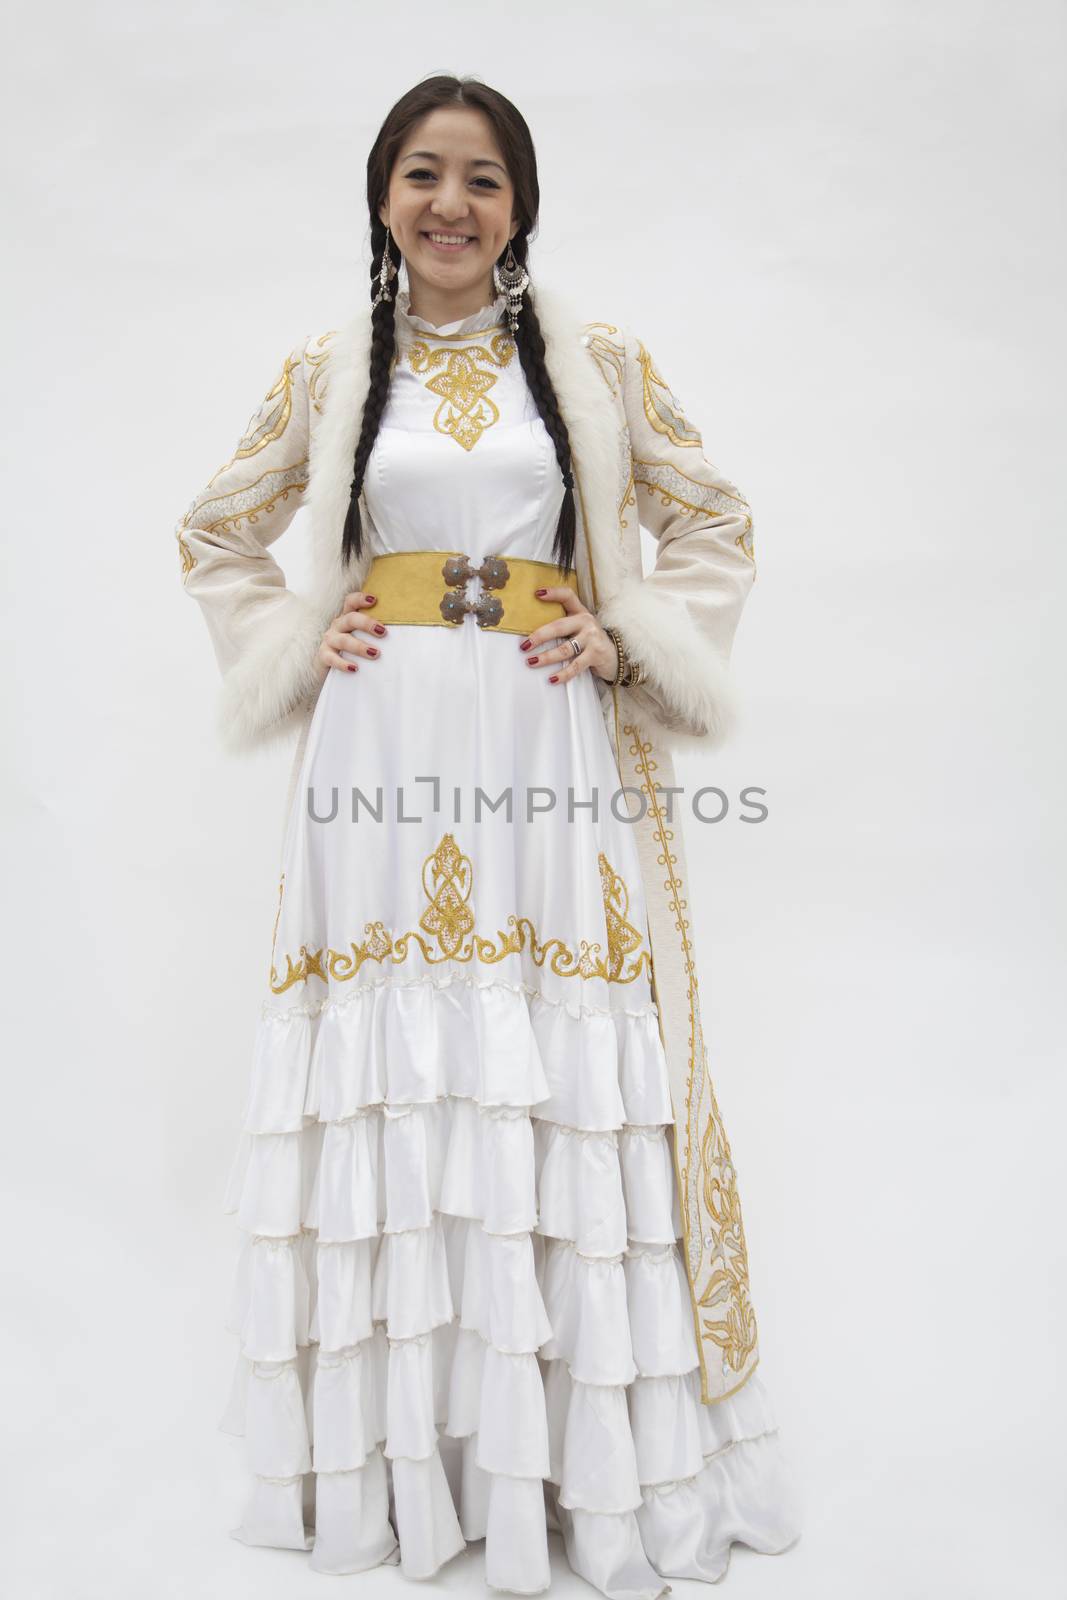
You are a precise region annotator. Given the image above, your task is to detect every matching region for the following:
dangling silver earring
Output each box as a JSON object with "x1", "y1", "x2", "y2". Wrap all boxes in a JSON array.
[
  {"x1": 493, "y1": 240, "x2": 530, "y2": 334},
  {"x1": 372, "y1": 226, "x2": 399, "y2": 307}
]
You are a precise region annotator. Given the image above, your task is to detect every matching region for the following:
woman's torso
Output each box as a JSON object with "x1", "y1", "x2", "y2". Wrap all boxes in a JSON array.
[{"x1": 272, "y1": 293, "x2": 650, "y2": 1018}]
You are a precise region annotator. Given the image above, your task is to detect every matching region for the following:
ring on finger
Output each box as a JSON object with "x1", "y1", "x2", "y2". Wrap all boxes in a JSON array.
[{"x1": 569, "y1": 638, "x2": 583, "y2": 659}]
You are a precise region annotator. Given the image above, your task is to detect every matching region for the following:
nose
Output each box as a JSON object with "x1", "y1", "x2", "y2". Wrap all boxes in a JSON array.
[{"x1": 431, "y1": 181, "x2": 472, "y2": 225}]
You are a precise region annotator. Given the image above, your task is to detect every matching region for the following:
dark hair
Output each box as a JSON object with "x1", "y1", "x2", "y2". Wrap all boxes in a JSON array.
[{"x1": 341, "y1": 74, "x2": 577, "y2": 576}]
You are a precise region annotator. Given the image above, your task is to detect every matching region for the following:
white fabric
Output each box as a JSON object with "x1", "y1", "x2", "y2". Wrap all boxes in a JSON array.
[{"x1": 219, "y1": 291, "x2": 803, "y2": 1593}]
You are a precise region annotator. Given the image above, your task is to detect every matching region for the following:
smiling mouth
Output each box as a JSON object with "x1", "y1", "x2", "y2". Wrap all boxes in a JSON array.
[{"x1": 421, "y1": 231, "x2": 476, "y2": 248}]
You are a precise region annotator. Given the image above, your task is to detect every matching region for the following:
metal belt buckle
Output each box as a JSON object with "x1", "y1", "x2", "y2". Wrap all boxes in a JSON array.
[{"x1": 438, "y1": 551, "x2": 510, "y2": 627}]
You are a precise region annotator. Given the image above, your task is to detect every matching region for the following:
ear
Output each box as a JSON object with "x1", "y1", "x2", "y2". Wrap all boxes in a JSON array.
[{"x1": 378, "y1": 201, "x2": 389, "y2": 228}]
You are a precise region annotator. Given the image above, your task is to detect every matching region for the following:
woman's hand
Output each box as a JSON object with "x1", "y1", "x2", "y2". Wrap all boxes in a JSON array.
[
  {"x1": 317, "y1": 590, "x2": 387, "y2": 673},
  {"x1": 518, "y1": 586, "x2": 619, "y2": 685}
]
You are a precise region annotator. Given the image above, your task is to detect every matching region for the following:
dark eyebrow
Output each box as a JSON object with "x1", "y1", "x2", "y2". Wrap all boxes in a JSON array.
[{"x1": 400, "y1": 149, "x2": 507, "y2": 175}]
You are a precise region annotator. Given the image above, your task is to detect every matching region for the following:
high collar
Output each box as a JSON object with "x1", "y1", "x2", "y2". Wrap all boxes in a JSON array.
[
  {"x1": 307, "y1": 280, "x2": 636, "y2": 619},
  {"x1": 394, "y1": 285, "x2": 509, "y2": 341}
]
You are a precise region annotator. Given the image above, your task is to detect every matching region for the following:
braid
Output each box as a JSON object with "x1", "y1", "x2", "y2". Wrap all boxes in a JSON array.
[
  {"x1": 341, "y1": 231, "x2": 400, "y2": 568},
  {"x1": 513, "y1": 290, "x2": 577, "y2": 577}
]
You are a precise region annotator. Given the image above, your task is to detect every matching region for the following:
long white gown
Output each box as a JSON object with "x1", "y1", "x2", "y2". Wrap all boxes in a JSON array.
[{"x1": 218, "y1": 291, "x2": 803, "y2": 1594}]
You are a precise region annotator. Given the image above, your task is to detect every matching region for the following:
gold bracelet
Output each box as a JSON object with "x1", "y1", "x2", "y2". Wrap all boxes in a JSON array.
[
  {"x1": 605, "y1": 625, "x2": 644, "y2": 689},
  {"x1": 605, "y1": 625, "x2": 626, "y2": 685}
]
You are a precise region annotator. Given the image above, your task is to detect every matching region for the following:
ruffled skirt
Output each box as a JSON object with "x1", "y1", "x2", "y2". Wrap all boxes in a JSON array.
[{"x1": 218, "y1": 973, "x2": 804, "y2": 1593}]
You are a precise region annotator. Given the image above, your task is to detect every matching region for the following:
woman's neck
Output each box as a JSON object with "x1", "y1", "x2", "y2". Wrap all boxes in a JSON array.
[{"x1": 404, "y1": 276, "x2": 497, "y2": 328}]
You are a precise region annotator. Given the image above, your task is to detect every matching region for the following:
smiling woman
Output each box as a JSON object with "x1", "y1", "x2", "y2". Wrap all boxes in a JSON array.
[
  {"x1": 177, "y1": 71, "x2": 801, "y2": 1600},
  {"x1": 379, "y1": 121, "x2": 520, "y2": 330}
]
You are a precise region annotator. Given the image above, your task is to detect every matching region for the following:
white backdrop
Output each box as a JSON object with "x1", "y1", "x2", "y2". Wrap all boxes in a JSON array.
[{"x1": 3, "y1": 2, "x2": 1063, "y2": 1595}]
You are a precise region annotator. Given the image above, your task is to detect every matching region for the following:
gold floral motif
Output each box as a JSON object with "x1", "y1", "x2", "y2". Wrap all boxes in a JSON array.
[
  {"x1": 406, "y1": 334, "x2": 516, "y2": 451},
  {"x1": 269, "y1": 831, "x2": 652, "y2": 993},
  {"x1": 598, "y1": 852, "x2": 645, "y2": 981},
  {"x1": 419, "y1": 833, "x2": 475, "y2": 958},
  {"x1": 623, "y1": 722, "x2": 758, "y2": 1391},
  {"x1": 636, "y1": 342, "x2": 703, "y2": 448}
]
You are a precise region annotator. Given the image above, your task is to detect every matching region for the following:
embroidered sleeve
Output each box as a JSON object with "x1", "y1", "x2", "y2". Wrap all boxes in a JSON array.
[
  {"x1": 175, "y1": 334, "x2": 335, "y2": 751},
  {"x1": 175, "y1": 340, "x2": 313, "y2": 588},
  {"x1": 599, "y1": 331, "x2": 758, "y2": 745},
  {"x1": 624, "y1": 335, "x2": 755, "y2": 570}
]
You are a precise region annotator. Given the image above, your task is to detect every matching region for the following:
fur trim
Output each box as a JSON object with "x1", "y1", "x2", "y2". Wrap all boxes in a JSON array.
[
  {"x1": 217, "y1": 593, "x2": 328, "y2": 755},
  {"x1": 308, "y1": 307, "x2": 377, "y2": 615},
  {"x1": 532, "y1": 284, "x2": 638, "y2": 607},
  {"x1": 597, "y1": 579, "x2": 738, "y2": 749}
]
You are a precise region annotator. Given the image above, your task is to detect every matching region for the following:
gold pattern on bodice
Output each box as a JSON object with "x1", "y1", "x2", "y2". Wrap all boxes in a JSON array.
[
  {"x1": 268, "y1": 832, "x2": 651, "y2": 994},
  {"x1": 405, "y1": 334, "x2": 517, "y2": 451}
]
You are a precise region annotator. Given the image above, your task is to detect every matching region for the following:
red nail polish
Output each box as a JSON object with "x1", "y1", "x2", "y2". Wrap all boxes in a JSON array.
[
  {"x1": 367, "y1": 646, "x2": 378, "y2": 656},
  {"x1": 365, "y1": 594, "x2": 376, "y2": 603},
  {"x1": 535, "y1": 588, "x2": 547, "y2": 596},
  {"x1": 548, "y1": 674, "x2": 558, "y2": 683},
  {"x1": 519, "y1": 639, "x2": 531, "y2": 651},
  {"x1": 347, "y1": 664, "x2": 357, "y2": 672},
  {"x1": 527, "y1": 655, "x2": 539, "y2": 665},
  {"x1": 373, "y1": 624, "x2": 386, "y2": 635}
]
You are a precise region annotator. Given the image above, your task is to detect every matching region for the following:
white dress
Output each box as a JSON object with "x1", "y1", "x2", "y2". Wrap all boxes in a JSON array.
[{"x1": 218, "y1": 292, "x2": 803, "y2": 1594}]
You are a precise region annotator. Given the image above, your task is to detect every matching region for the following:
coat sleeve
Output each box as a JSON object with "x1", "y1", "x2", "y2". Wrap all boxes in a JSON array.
[
  {"x1": 596, "y1": 330, "x2": 757, "y2": 749},
  {"x1": 174, "y1": 335, "x2": 332, "y2": 753}
]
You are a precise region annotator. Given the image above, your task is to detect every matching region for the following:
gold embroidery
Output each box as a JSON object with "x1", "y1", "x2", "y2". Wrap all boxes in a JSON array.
[
  {"x1": 176, "y1": 528, "x2": 196, "y2": 579},
  {"x1": 203, "y1": 351, "x2": 296, "y2": 496},
  {"x1": 620, "y1": 459, "x2": 637, "y2": 523},
  {"x1": 269, "y1": 832, "x2": 652, "y2": 993},
  {"x1": 178, "y1": 343, "x2": 318, "y2": 580},
  {"x1": 636, "y1": 342, "x2": 702, "y2": 448},
  {"x1": 599, "y1": 852, "x2": 645, "y2": 981},
  {"x1": 696, "y1": 1057, "x2": 759, "y2": 1372},
  {"x1": 623, "y1": 723, "x2": 757, "y2": 1388},
  {"x1": 633, "y1": 459, "x2": 755, "y2": 568},
  {"x1": 582, "y1": 322, "x2": 626, "y2": 393},
  {"x1": 406, "y1": 334, "x2": 516, "y2": 451},
  {"x1": 419, "y1": 833, "x2": 475, "y2": 958},
  {"x1": 306, "y1": 330, "x2": 337, "y2": 415},
  {"x1": 180, "y1": 460, "x2": 310, "y2": 538},
  {"x1": 228, "y1": 352, "x2": 298, "y2": 460}
]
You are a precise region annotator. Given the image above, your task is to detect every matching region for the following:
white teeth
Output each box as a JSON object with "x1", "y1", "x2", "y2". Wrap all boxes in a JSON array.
[{"x1": 426, "y1": 232, "x2": 472, "y2": 244}]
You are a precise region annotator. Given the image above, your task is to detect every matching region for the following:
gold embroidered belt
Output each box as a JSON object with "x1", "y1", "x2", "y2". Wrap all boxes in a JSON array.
[{"x1": 361, "y1": 550, "x2": 579, "y2": 636}]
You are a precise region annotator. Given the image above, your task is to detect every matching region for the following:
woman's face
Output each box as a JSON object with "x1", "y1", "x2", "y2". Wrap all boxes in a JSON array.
[{"x1": 379, "y1": 106, "x2": 519, "y2": 311}]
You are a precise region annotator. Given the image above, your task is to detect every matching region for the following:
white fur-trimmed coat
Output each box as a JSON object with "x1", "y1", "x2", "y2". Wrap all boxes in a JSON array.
[{"x1": 175, "y1": 284, "x2": 763, "y2": 1404}]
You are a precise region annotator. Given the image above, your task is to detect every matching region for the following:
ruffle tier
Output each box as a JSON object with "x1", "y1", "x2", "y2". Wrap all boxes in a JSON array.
[{"x1": 218, "y1": 974, "x2": 802, "y2": 1594}]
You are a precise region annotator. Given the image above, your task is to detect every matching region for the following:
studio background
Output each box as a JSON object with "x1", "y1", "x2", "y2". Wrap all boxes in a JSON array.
[{"x1": 3, "y1": 2, "x2": 1063, "y2": 1596}]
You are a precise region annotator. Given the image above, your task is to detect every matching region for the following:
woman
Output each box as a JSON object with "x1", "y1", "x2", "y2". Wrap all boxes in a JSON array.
[{"x1": 177, "y1": 74, "x2": 803, "y2": 1596}]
